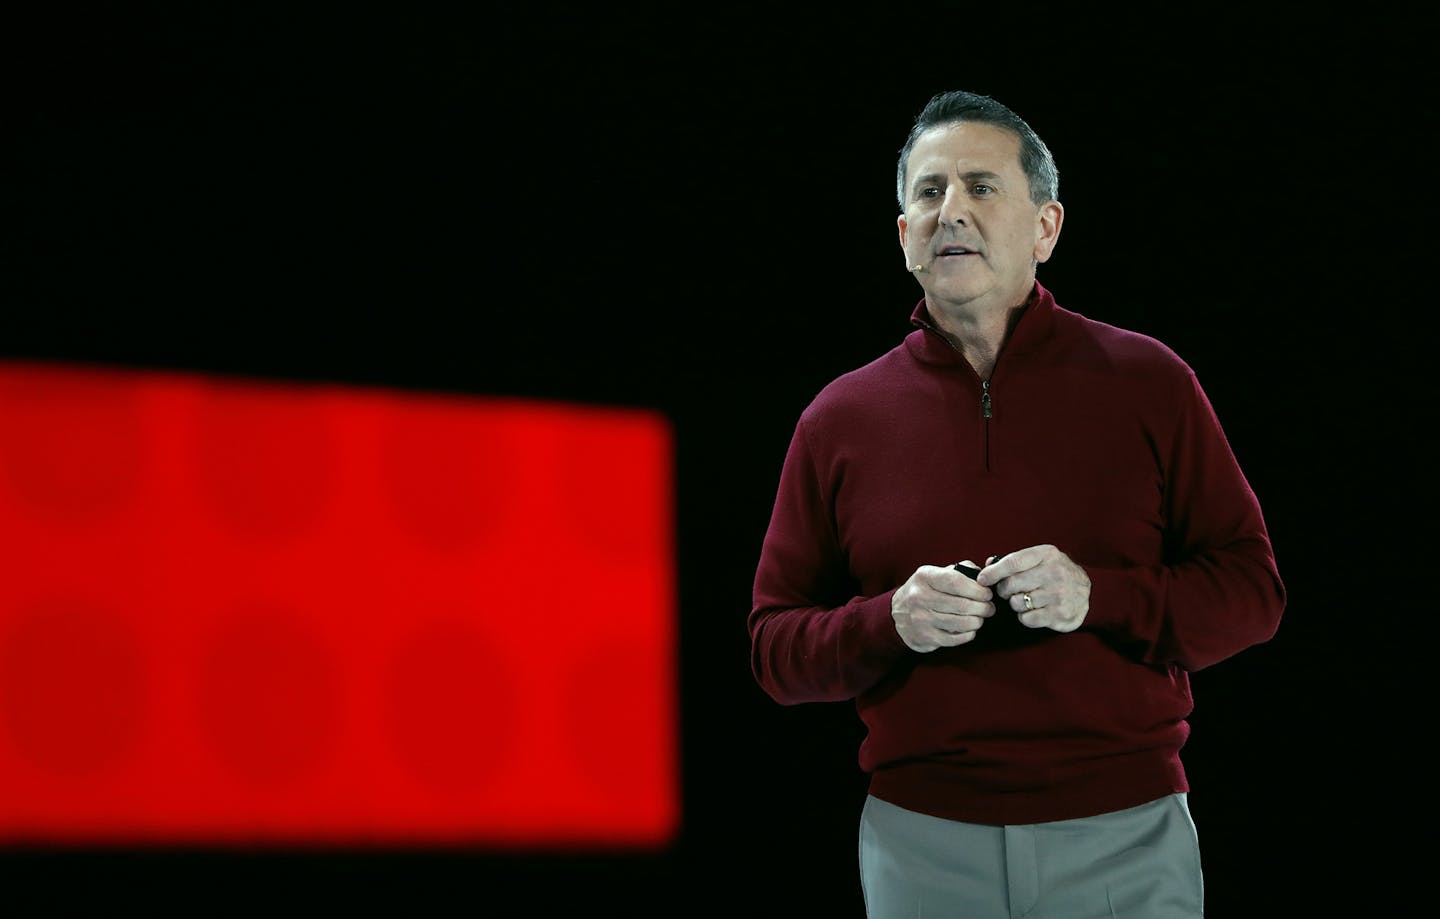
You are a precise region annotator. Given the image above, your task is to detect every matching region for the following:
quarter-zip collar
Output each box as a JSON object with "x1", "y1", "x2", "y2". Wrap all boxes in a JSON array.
[{"x1": 903, "y1": 280, "x2": 1059, "y2": 368}]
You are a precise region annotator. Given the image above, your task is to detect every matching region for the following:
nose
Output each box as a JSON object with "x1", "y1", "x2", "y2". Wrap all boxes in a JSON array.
[{"x1": 940, "y1": 187, "x2": 969, "y2": 227}]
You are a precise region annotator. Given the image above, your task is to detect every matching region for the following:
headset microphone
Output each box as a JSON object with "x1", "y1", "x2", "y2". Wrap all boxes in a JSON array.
[{"x1": 910, "y1": 264, "x2": 925, "y2": 272}]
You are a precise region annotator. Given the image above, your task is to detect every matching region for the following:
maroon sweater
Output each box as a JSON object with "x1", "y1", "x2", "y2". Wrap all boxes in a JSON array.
[{"x1": 749, "y1": 281, "x2": 1285, "y2": 825}]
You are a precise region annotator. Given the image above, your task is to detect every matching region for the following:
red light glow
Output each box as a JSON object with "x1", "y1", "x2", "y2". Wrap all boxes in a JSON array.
[{"x1": 0, "y1": 361, "x2": 678, "y2": 849}]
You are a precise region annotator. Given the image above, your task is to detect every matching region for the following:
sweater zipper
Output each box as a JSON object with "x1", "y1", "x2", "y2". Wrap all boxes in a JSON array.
[
  {"x1": 926, "y1": 322, "x2": 997, "y2": 469},
  {"x1": 982, "y1": 379, "x2": 993, "y2": 471}
]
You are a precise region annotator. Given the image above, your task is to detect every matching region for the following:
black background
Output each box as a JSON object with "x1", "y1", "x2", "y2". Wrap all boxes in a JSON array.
[{"x1": 3, "y1": 3, "x2": 1429, "y2": 916}]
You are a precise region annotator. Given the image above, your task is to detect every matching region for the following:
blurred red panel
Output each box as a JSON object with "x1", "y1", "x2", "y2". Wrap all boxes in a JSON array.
[{"x1": 0, "y1": 360, "x2": 677, "y2": 848}]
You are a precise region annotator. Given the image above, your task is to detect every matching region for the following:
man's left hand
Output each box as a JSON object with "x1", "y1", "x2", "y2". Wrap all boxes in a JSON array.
[{"x1": 976, "y1": 544, "x2": 1090, "y2": 632}]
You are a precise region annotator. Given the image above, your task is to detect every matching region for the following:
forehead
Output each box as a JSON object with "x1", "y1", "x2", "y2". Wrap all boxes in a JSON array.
[{"x1": 907, "y1": 121, "x2": 1024, "y2": 179}]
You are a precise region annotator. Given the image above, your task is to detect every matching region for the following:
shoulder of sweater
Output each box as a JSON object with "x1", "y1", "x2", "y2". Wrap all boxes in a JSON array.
[
  {"x1": 1051, "y1": 305, "x2": 1195, "y2": 378},
  {"x1": 801, "y1": 340, "x2": 918, "y2": 413}
]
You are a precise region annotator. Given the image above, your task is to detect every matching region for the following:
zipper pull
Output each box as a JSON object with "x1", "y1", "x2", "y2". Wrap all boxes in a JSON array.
[{"x1": 982, "y1": 380, "x2": 993, "y2": 419}]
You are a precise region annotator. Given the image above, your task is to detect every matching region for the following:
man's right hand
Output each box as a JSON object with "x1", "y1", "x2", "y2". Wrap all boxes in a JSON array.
[{"x1": 891, "y1": 562, "x2": 995, "y2": 652}]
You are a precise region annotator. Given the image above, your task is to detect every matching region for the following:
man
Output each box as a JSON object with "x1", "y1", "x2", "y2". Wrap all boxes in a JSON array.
[{"x1": 748, "y1": 90, "x2": 1285, "y2": 917}]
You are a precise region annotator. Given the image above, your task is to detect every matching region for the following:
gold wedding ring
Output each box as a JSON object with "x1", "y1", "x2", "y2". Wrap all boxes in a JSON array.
[{"x1": 1022, "y1": 593, "x2": 1034, "y2": 611}]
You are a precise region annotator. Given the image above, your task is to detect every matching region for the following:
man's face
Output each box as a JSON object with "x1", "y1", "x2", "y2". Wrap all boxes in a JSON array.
[{"x1": 898, "y1": 122, "x2": 1061, "y2": 312}]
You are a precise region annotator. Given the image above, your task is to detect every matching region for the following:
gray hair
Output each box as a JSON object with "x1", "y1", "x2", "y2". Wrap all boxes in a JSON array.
[{"x1": 895, "y1": 90, "x2": 1060, "y2": 211}]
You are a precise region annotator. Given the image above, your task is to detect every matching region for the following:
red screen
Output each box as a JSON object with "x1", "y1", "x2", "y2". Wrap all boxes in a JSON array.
[{"x1": 0, "y1": 360, "x2": 678, "y2": 849}]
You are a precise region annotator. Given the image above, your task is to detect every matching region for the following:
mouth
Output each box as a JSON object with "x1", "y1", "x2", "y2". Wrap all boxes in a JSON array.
[{"x1": 937, "y1": 244, "x2": 979, "y2": 258}]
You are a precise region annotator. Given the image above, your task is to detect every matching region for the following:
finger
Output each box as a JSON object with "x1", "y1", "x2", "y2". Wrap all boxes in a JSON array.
[
  {"x1": 921, "y1": 564, "x2": 976, "y2": 595},
  {"x1": 1016, "y1": 610, "x2": 1045, "y2": 630},
  {"x1": 960, "y1": 585, "x2": 997, "y2": 609},
  {"x1": 928, "y1": 566, "x2": 995, "y2": 602},
  {"x1": 938, "y1": 628, "x2": 980, "y2": 646},
  {"x1": 961, "y1": 599, "x2": 995, "y2": 618},
  {"x1": 996, "y1": 589, "x2": 1036, "y2": 614},
  {"x1": 933, "y1": 615, "x2": 985, "y2": 641},
  {"x1": 934, "y1": 613, "x2": 984, "y2": 633},
  {"x1": 976, "y1": 549, "x2": 1030, "y2": 587},
  {"x1": 931, "y1": 596, "x2": 994, "y2": 619},
  {"x1": 989, "y1": 572, "x2": 1043, "y2": 607}
]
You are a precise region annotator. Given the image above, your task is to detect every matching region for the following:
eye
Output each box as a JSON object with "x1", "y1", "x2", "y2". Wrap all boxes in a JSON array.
[
  {"x1": 972, "y1": 183, "x2": 994, "y2": 196},
  {"x1": 918, "y1": 186, "x2": 941, "y2": 199}
]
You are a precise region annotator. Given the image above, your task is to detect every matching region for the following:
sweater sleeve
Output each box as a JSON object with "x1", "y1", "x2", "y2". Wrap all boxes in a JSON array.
[
  {"x1": 748, "y1": 416, "x2": 913, "y2": 705},
  {"x1": 1083, "y1": 368, "x2": 1286, "y2": 671}
]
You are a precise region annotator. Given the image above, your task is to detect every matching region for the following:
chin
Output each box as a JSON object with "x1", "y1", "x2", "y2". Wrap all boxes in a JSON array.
[{"x1": 934, "y1": 280, "x2": 987, "y2": 303}]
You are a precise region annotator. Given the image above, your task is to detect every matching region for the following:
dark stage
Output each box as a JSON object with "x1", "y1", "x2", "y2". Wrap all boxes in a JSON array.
[{"x1": 4, "y1": 5, "x2": 1427, "y2": 916}]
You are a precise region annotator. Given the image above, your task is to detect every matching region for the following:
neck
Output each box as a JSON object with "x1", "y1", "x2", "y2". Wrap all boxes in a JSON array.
[{"x1": 927, "y1": 287, "x2": 1033, "y2": 379}]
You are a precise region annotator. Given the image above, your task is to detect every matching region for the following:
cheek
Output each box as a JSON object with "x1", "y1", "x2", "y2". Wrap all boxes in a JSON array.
[
  {"x1": 910, "y1": 215, "x2": 940, "y2": 240},
  {"x1": 1010, "y1": 224, "x2": 1042, "y2": 258}
]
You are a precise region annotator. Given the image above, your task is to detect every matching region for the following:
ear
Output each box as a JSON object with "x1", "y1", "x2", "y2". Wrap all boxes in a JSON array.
[
  {"x1": 1032, "y1": 200, "x2": 1064, "y2": 264},
  {"x1": 898, "y1": 212, "x2": 911, "y2": 263}
]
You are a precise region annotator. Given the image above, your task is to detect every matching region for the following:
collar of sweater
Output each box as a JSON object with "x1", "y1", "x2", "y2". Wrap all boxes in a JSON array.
[{"x1": 905, "y1": 280, "x2": 1058, "y2": 367}]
